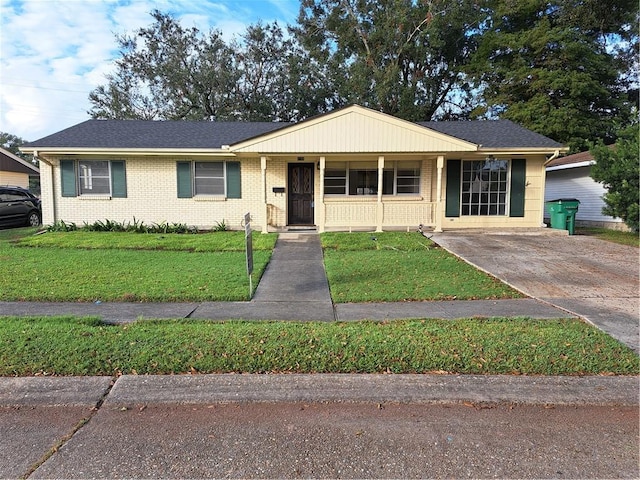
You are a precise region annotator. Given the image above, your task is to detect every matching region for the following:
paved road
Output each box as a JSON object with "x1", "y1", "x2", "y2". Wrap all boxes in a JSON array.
[
  {"x1": 2, "y1": 374, "x2": 638, "y2": 479},
  {"x1": 8, "y1": 402, "x2": 635, "y2": 479},
  {"x1": 431, "y1": 231, "x2": 640, "y2": 352}
]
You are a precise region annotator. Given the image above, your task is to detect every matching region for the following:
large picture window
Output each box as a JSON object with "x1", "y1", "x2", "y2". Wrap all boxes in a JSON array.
[
  {"x1": 324, "y1": 161, "x2": 420, "y2": 196},
  {"x1": 461, "y1": 159, "x2": 508, "y2": 215}
]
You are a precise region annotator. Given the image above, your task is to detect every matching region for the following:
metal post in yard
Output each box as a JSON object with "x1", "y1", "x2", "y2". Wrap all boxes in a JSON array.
[{"x1": 244, "y1": 212, "x2": 254, "y2": 299}]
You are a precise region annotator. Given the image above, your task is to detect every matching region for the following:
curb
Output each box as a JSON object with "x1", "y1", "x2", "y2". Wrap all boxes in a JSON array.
[{"x1": 2, "y1": 374, "x2": 637, "y2": 408}]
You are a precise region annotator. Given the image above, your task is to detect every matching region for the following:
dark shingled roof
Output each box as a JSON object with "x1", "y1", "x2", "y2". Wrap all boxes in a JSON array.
[
  {"x1": 25, "y1": 117, "x2": 563, "y2": 150},
  {"x1": 25, "y1": 119, "x2": 292, "y2": 149},
  {"x1": 419, "y1": 119, "x2": 563, "y2": 148}
]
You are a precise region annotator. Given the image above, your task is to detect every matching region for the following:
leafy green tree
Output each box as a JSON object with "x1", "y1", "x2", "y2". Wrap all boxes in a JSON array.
[
  {"x1": 89, "y1": 10, "x2": 240, "y2": 121},
  {"x1": 1, "y1": 132, "x2": 29, "y2": 156},
  {"x1": 590, "y1": 124, "x2": 640, "y2": 233},
  {"x1": 469, "y1": 0, "x2": 639, "y2": 151},
  {"x1": 292, "y1": 0, "x2": 488, "y2": 121},
  {"x1": 89, "y1": 12, "x2": 325, "y2": 122}
]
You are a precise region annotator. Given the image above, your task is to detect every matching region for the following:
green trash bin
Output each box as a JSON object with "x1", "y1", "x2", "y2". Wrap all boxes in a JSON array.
[{"x1": 546, "y1": 198, "x2": 581, "y2": 235}]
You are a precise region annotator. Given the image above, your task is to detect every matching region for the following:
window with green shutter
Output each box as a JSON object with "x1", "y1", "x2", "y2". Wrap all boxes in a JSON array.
[
  {"x1": 445, "y1": 160, "x2": 461, "y2": 217},
  {"x1": 60, "y1": 160, "x2": 77, "y2": 197},
  {"x1": 176, "y1": 161, "x2": 241, "y2": 199},
  {"x1": 62, "y1": 160, "x2": 127, "y2": 197},
  {"x1": 509, "y1": 159, "x2": 526, "y2": 217}
]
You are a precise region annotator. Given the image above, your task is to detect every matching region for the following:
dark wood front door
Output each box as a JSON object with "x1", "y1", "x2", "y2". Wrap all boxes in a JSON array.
[{"x1": 288, "y1": 163, "x2": 314, "y2": 225}]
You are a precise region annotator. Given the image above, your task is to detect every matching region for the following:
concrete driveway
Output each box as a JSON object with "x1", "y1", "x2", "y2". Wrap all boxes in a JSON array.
[{"x1": 431, "y1": 230, "x2": 639, "y2": 352}]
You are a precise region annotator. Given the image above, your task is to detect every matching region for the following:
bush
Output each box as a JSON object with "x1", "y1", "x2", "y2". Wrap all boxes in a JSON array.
[{"x1": 47, "y1": 219, "x2": 198, "y2": 234}]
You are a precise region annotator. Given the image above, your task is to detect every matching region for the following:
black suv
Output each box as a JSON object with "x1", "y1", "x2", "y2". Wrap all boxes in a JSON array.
[{"x1": 0, "y1": 186, "x2": 41, "y2": 228}]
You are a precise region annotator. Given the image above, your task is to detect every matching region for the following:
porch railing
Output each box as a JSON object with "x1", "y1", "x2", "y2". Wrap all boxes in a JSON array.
[{"x1": 323, "y1": 199, "x2": 436, "y2": 230}]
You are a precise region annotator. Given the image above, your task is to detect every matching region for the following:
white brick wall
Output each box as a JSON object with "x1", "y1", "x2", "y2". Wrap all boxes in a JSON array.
[{"x1": 48, "y1": 156, "x2": 269, "y2": 230}]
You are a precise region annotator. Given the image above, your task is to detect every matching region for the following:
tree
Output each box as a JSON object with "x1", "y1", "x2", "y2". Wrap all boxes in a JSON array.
[
  {"x1": 590, "y1": 124, "x2": 639, "y2": 233},
  {"x1": 89, "y1": 10, "x2": 239, "y2": 121},
  {"x1": 1, "y1": 132, "x2": 29, "y2": 156},
  {"x1": 89, "y1": 12, "x2": 325, "y2": 122},
  {"x1": 469, "y1": 0, "x2": 639, "y2": 151},
  {"x1": 292, "y1": 0, "x2": 488, "y2": 121}
]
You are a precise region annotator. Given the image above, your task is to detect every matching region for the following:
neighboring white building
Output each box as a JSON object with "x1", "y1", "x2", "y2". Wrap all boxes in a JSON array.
[{"x1": 545, "y1": 149, "x2": 627, "y2": 230}]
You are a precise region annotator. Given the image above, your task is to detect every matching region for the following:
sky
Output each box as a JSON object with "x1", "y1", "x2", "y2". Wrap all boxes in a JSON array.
[{"x1": 0, "y1": 0, "x2": 300, "y2": 142}]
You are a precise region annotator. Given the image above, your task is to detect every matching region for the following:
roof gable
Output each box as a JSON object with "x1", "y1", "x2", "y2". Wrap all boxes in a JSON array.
[{"x1": 231, "y1": 105, "x2": 478, "y2": 153}]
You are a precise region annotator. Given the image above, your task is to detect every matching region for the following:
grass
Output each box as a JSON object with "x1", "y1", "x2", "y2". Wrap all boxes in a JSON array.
[
  {"x1": 0, "y1": 228, "x2": 276, "y2": 301},
  {"x1": 321, "y1": 232, "x2": 522, "y2": 302},
  {"x1": 0, "y1": 316, "x2": 637, "y2": 376},
  {"x1": 577, "y1": 227, "x2": 639, "y2": 247}
]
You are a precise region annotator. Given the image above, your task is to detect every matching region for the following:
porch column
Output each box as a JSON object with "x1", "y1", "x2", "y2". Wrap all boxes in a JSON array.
[
  {"x1": 376, "y1": 155, "x2": 384, "y2": 232},
  {"x1": 261, "y1": 156, "x2": 268, "y2": 234},
  {"x1": 318, "y1": 156, "x2": 326, "y2": 233},
  {"x1": 435, "y1": 155, "x2": 444, "y2": 233}
]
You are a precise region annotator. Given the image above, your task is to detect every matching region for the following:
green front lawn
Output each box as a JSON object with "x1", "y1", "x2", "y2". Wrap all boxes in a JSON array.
[
  {"x1": 321, "y1": 232, "x2": 521, "y2": 302},
  {"x1": 577, "y1": 227, "x2": 640, "y2": 247},
  {"x1": 1, "y1": 316, "x2": 637, "y2": 376},
  {"x1": 1, "y1": 228, "x2": 276, "y2": 302}
]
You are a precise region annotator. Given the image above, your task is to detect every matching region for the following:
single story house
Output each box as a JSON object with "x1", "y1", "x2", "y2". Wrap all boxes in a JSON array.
[
  {"x1": 0, "y1": 147, "x2": 40, "y2": 189},
  {"x1": 545, "y1": 148, "x2": 627, "y2": 230},
  {"x1": 21, "y1": 105, "x2": 567, "y2": 233}
]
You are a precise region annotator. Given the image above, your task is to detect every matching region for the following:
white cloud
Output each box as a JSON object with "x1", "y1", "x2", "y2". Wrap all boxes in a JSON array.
[{"x1": 0, "y1": 0, "x2": 299, "y2": 141}]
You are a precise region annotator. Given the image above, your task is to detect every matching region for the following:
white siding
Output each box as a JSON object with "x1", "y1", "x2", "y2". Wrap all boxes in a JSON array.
[
  {"x1": 545, "y1": 166, "x2": 623, "y2": 223},
  {"x1": 233, "y1": 108, "x2": 477, "y2": 154}
]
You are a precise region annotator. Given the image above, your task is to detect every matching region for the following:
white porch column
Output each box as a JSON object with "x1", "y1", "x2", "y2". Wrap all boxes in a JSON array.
[
  {"x1": 376, "y1": 155, "x2": 384, "y2": 232},
  {"x1": 261, "y1": 156, "x2": 268, "y2": 234},
  {"x1": 318, "y1": 156, "x2": 326, "y2": 233},
  {"x1": 435, "y1": 155, "x2": 444, "y2": 233}
]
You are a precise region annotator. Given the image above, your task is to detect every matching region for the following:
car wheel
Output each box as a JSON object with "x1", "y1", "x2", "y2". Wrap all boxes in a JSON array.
[{"x1": 26, "y1": 211, "x2": 41, "y2": 227}]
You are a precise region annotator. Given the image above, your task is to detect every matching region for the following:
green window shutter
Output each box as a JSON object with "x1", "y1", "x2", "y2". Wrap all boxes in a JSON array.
[
  {"x1": 226, "y1": 161, "x2": 241, "y2": 199},
  {"x1": 60, "y1": 160, "x2": 77, "y2": 197},
  {"x1": 110, "y1": 161, "x2": 127, "y2": 198},
  {"x1": 177, "y1": 162, "x2": 193, "y2": 198},
  {"x1": 509, "y1": 159, "x2": 526, "y2": 217},
  {"x1": 445, "y1": 160, "x2": 461, "y2": 217}
]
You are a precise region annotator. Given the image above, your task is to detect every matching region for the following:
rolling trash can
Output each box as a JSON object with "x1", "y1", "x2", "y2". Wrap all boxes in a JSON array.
[{"x1": 545, "y1": 198, "x2": 580, "y2": 235}]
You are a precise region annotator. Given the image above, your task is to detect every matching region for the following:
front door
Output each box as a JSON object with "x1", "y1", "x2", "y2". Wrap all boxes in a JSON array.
[{"x1": 288, "y1": 163, "x2": 314, "y2": 225}]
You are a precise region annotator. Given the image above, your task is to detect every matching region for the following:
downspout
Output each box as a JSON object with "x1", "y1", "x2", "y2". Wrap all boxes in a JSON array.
[
  {"x1": 34, "y1": 151, "x2": 57, "y2": 226},
  {"x1": 543, "y1": 149, "x2": 560, "y2": 166}
]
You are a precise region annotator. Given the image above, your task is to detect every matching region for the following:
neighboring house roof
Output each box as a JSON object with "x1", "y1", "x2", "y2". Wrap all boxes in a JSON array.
[
  {"x1": 0, "y1": 147, "x2": 40, "y2": 175},
  {"x1": 419, "y1": 119, "x2": 564, "y2": 149},
  {"x1": 23, "y1": 106, "x2": 564, "y2": 152},
  {"x1": 546, "y1": 145, "x2": 618, "y2": 171},
  {"x1": 546, "y1": 150, "x2": 595, "y2": 171}
]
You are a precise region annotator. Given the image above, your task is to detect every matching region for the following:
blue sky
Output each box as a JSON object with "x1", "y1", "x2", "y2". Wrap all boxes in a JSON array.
[{"x1": 0, "y1": 0, "x2": 300, "y2": 141}]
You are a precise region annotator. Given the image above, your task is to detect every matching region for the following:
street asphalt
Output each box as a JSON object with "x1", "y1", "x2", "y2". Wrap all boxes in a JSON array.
[{"x1": 0, "y1": 230, "x2": 638, "y2": 478}]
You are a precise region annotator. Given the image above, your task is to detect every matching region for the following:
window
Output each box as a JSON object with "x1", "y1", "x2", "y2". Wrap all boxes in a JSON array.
[
  {"x1": 60, "y1": 160, "x2": 127, "y2": 198},
  {"x1": 79, "y1": 161, "x2": 111, "y2": 195},
  {"x1": 194, "y1": 162, "x2": 225, "y2": 195},
  {"x1": 461, "y1": 159, "x2": 508, "y2": 215},
  {"x1": 324, "y1": 161, "x2": 420, "y2": 196},
  {"x1": 177, "y1": 161, "x2": 241, "y2": 199}
]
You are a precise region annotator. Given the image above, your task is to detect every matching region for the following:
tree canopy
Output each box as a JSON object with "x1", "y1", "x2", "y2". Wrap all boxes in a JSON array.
[
  {"x1": 88, "y1": 1, "x2": 639, "y2": 149},
  {"x1": 590, "y1": 124, "x2": 640, "y2": 233}
]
